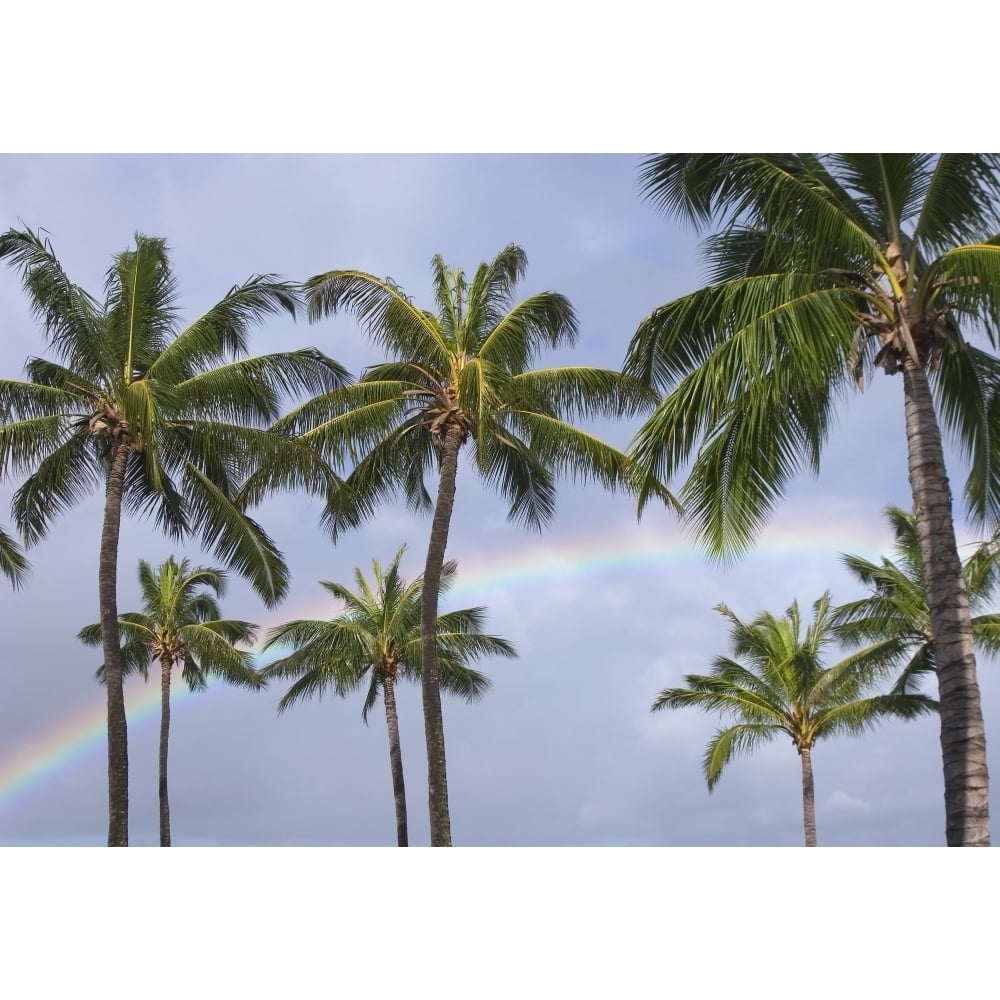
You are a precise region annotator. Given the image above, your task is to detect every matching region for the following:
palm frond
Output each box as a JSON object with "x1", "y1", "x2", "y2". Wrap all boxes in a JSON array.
[{"x1": 305, "y1": 270, "x2": 449, "y2": 371}]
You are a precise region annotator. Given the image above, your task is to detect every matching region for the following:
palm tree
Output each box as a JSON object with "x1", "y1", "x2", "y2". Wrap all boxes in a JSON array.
[
  {"x1": 0, "y1": 524, "x2": 28, "y2": 588},
  {"x1": 652, "y1": 594, "x2": 937, "y2": 846},
  {"x1": 833, "y1": 506, "x2": 1000, "y2": 689},
  {"x1": 79, "y1": 556, "x2": 259, "y2": 846},
  {"x1": 260, "y1": 546, "x2": 516, "y2": 846},
  {"x1": 295, "y1": 244, "x2": 673, "y2": 844},
  {"x1": 0, "y1": 227, "x2": 348, "y2": 844},
  {"x1": 626, "y1": 154, "x2": 1000, "y2": 845}
]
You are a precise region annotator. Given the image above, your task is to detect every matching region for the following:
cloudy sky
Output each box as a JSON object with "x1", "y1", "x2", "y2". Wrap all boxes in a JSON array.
[{"x1": 2, "y1": 152, "x2": 995, "y2": 853}]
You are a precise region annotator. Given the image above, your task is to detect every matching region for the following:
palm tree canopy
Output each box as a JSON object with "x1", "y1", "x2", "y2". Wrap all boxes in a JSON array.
[
  {"x1": 0, "y1": 227, "x2": 351, "y2": 605},
  {"x1": 651, "y1": 593, "x2": 937, "y2": 789},
  {"x1": 626, "y1": 155, "x2": 1000, "y2": 557},
  {"x1": 282, "y1": 243, "x2": 677, "y2": 536},
  {"x1": 79, "y1": 555, "x2": 260, "y2": 691},
  {"x1": 260, "y1": 545, "x2": 517, "y2": 718},
  {"x1": 833, "y1": 506, "x2": 1000, "y2": 685}
]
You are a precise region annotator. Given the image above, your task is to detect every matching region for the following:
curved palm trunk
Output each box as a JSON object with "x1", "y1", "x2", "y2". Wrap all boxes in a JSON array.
[
  {"x1": 159, "y1": 654, "x2": 173, "y2": 847},
  {"x1": 902, "y1": 357, "x2": 990, "y2": 845},
  {"x1": 421, "y1": 424, "x2": 465, "y2": 846},
  {"x1": 800, "y1": 746, "x2": 817, "y2": 847},
  {"x1": 100, "y1": 442, "x2": 130, "y2": 847},
  {"x1": 382, "y1": 672, "x2": 408, "y2": 847}
]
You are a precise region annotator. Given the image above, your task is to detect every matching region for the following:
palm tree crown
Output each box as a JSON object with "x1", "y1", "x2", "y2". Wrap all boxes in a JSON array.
[
  {"x1": 652, "y1": 594, "x2": 936, "y2": 845},
  {"x1": 0, "y1": 226, "x2": 347, "y2": 845},
  {"x1": 79, "y1": 555, "x2": 260, "y2": 846},
  {"x1": 626, "y1": 154, "x2": 1000, "y2": 845},
  {"x1": 833, "y1": 506, "x2": 1000, "y2": 683},
  {"x1": 296, "y1": 243, "x2": 672, "y2": 845},
  {"x1": 261, "y1": 546, "x2": 516, "y2": 846}
]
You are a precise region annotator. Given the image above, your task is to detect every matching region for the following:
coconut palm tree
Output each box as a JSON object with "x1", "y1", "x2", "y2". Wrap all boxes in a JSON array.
[
  {"x1": 833, "y1": 506, "x2": 1000, "y2": 688},
  {"x1": 260, "y1": 546, "x2": 516, "y2": 846},
  {"x1": 294, "y1": 244, "x2": 673, "y2": 844},
  {"x1": 79, "y1": 556, "x2": 259, "y2": 846},
  {"x1": 652, "y1": 594, "x2": 937, "y2": 845},
  {"x1": 0, "y1": 227, "x2": 348, "y2": 844},
  {"x1": 627, "y1": 154, "x2": 1000, "y2": 845}
]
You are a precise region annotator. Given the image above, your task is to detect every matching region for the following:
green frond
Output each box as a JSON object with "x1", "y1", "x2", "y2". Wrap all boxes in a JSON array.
[
  {"x1": 638, "y1": 155, "x2": 881, "y2": 270},
  {"x1": 477, "y1": 291, "x2": 578, "y2": 368},
  {"x1": 512, "y1": 367, "x2": 658, "y2": 420},
  {"x1": 175, "y1": 349, "x2": 350, "y2": 427},
  {"x1": 476, "y1": 429, "x2": 557, "y2": 529},
  {"x1": 702, "y1": 724, "x2": 779, "y2": 791},
  {"x1": 0, "y1": 412, "x2": 78, "y2": 481},
  {"x1": 148, "y1": 274, "x2": 300, "y2": 384},
  {"x1": 464, "y1": 244, "x2": 529, "y2": 342},
  {"x1": 182, "y1": 463, "x2": 289, "y2": 607},
  {"x1": 910, "y1": 155, "x2": 1000, "y2": 257},
  {"x1": 305, "y1": 270, "x2": 448, "y2": 370},
  {"x1": 0, "y1": 226, "x2": 105, "y2": 372},
  {"x1": 12, "y1": 432, "x2": 104, "y2": 545},
  {"x1": 104, "y1": 235, "x2": 178, "y2": 379},
  {"x1": 0, "y1": 524, "x2": 29, "y2": 588}
]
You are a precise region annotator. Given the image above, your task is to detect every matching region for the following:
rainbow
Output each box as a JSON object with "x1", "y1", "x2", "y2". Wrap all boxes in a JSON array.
[
  {"x1": 0, "y1": 508, "x2": 944, "y2": 814},
  {"x1": 0, "y1": 679, "x2": 191, "y2": 813}
]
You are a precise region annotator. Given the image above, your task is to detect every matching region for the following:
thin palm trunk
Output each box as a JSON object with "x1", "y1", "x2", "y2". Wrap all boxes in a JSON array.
[
  {"x1": 800, "y1": 746, "x2": 817, "y2": 847},
  {"x1": 382, "y1": 671, "x2": 408, "y2": 847},
  {"x1": 159, "y1": 653, "x2": 172, "y2": 847},
  {"x1": 421, "y1": 424, "x2": 465, "y2": 847},
  {"x1": 902, "y1": 356, "x2": 990, "y2": 845},
  {"x1": 100, "y1": 442, "x2": 130, "y2": 847}
]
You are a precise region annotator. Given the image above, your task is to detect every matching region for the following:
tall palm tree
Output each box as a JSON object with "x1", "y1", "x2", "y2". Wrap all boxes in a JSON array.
[
  {"x1": 79, "y1": 556, "x2": 259, "y2": 846},
  {"x1": 626, "y1": 154, "x2": 1000, "y2": 845},
  {"x1": 652, "y1": 594, "x2": 937, "y2": 846},
  {"x1": 833, "y1": 506, "x2": 1000, "y2": 688},
  {"x1": 260, "y1": 547, "x2": 516, "y2": 846},
  {"x1": 0, "y1": 227, "x2": 348, "y2": 844},
  {"x1": 295, "y1": 244, "x2": 673, "y2": 844}
]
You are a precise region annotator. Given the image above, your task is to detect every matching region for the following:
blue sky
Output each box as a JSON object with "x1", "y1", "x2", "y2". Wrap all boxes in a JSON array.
[{"x1": 2, "y1": 153, "x2": 993, "y2": 852}]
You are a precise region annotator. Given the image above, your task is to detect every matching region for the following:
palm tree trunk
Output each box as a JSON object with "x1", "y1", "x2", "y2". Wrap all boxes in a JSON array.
[
  {"x1": 902, "y1": 356, "x2": 990, "y2": 846},
  {"x1": 100, "y1": 442, "x2": 130, "y2": 847},
  {"x1": 421, "y1": 423, "x2": 465, "y2": 846},
  {"x1": 800, "y1": 746, "x2": 817, "y2": 847},
  {"x1": 159, "y1": 653, "x2": 172, "y2": 847},
  {"x1": 382, "y1": 672, "x2": 408, "y2": 847}
]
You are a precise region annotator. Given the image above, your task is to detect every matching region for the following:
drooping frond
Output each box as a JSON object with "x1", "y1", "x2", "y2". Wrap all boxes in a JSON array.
[
  {"x1": 182, "y1": 463, "x2": 288, "y2": 607},
  {"x1": 702, "y1": 724, "x2": 779, "y2": 791},
  {"x1": 0, "y1": 227, "x2": 104, "y2": 373},
  {"x1": 306, "y1": 270, "x2": 448, "y2": 371},
  {"x1": 0, "y1": 524, "x2": 29, "y2": 588},
  {"x1": 12, "y1": 432, "x2": 104, "y2": 545}
]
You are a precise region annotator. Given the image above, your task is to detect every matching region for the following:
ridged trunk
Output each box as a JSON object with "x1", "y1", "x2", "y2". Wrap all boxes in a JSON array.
[
  {"x1": 421, "y1": 423, "x2": 465, "y2": 846},
  {"x1": 159, "y1": 654, "x2": 173, "y2": 847},
  {"x1": 902, "y1": 356, "x2": 990, "y2": 845},
  {"x1": 100, "y1": 442, "x2": 130, "y2": 847},
  {"x1": 800, "y1": 746, "x2": 817, "y2": 847},
  {"x1": 382, "y1": 672, "x2": 408, "y2": 847}
]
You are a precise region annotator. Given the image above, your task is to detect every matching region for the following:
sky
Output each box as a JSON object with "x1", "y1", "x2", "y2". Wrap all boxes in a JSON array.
[{"x1": 2, "y1": 151, "x2": 996, "y2": 854}]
